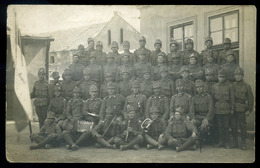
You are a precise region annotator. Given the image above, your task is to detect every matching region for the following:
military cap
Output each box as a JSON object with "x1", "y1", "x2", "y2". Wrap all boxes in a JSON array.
[
  {"x1": 63, "y1": 68, "x2": 72, "y2": 75},
  {"x1": 90, "y1": 84, "x2": 98, "y2": 92},
  {"x1": 78, "y1": 44, "x2": 84, "y2": 50},
  {"x1": 175, "y1": 107, "x2": 184, "y2": 114},
  {"x1": 104, "y1": 72, "x2": 112, "y2": 78},
  {"x1": 143, "y1": 68, "x2": 151, "y2": 74},
  {"x1": 88, "y1": 38, "x2": 94, "y2": 44},
  {"x1": 159, "y1": 66, "x2": 168, "y2": 73},
  {"x1": 170, "y1": 39, "x2": 178, "y2": 46},
  {"x1": 122, "y1": 52, "x2": 130, "y2": 57},
  {"x1": 234, "y1": 67, "x2": 244, "y2": 75},
  {"x1": 225, "y1": 50, "x2": 234, "y2": 57},
  {"x1": 189, "y1": 53, "x2": 198, "y2": 59},
  {"x1": 218, "y1": 69, "x2": 226, "y2": 77},
  {"x1": 38, "y1": 68, "x2": 46, "y2": 75},
  {"x1": 150, "y1": 106, "x2": 160, "y2": 113},
  {"x1": 107, "y1": 52, "x2": 115, "y2": 59},
  {"x1": 89, "y1": 52, "x2": 96, "y2": 59},
  {"x1": 47, "y1": 112, "x2": 56, "y2": 119},
  {"x1": 154, "y1": 39, "x2": 162, "y2": 45},
  {"x1": 131, "y1": 80, "x2": 140, "y2": 88},
  {"x1": 96, "y1": 41, "x2": 103, "y2": 47},
  {"x1": 111, "y1": 41, "x2": 118, "y2": 48},
  {"x1": 180, "y1": 66, "x2": 189, "y2": 73},
  {"x1": 54, "y1": 85, "x2": 62, "y2": 92},
  {"x1": 107, "y1": 82, "x2": 116, "y2": 89},
  {"x1": 185, "y1": 38, "x2": 194, "y2": 45},
  {"x1": 73, "y1": 54, "x2": 79, "y2": 58},
  {"x1": 123, "y1": 41, "x2": 130, "y2": 46},
  {"x1": 205, "y1": 36, "x2": 213, "y2": 43},
  {"x1": 51, "y1": 71, "x2": 60, "y2": 79},
  {"x1": 153, "y1": 81, "x2": 161, "y2": 89},
  {"x1": 73, "y1": 86, "x2": 81, "y2": 93},
  {"x1": 195, "y1": 79, "x2": 204, "y2": 87},
  {"x1": 139, "y1": 36, "x2": 146, "y2": 42},
  {"x1": 127, "y1": 105, "x2": 136, "y2": 113},
  {"x1": 157, "y1": 52, "x2": 166, "y2": 58},
  {"x1": 176, "y1": 79, "x2": 185, "y2": 86},
  {"x1": 223, "y1": 38, "x2": 231, "y2": 44}
]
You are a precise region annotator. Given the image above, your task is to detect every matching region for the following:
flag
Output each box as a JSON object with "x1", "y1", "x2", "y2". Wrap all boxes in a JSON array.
[{"x1": 9, "y1": 7, "x2": 33, "y2": 132}]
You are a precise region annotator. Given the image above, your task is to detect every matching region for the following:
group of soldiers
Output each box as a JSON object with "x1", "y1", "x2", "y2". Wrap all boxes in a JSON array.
[{"x1": 29, "y1": 36, "x2": 254, "y2": 152}]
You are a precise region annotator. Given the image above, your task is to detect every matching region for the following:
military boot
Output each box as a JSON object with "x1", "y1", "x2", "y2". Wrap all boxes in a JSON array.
[
  {"x1": 63, "y1": 132, "x2": 74, "y2": 148},
  {"x1": 120, "y1": 136, "x2": 141, "y2": 151},
  {"x1": 74, "y1": 131, "x2": 91, "y2": 146},
  {"x1": 241, "y1": 138, "x2": 247, "y2": 150},
  {"x1": 176, "y1": 138, "x2": 196, "y2": 152},
  {"x1": 29, "y1": 137, "x2": 53, "y2": 150},
  {"x1": 214, "y1": 129, "x2": 224, "y2": 147},
  {"x1": 230, "y1": 129, "x2": 239, "y2": 148},
  {"x1": 224, "y1": 129, "x2": 230, "y2": 149},
  {"x1": 168, "y1": 138, "x2": 181, "y2": 148},
  {"x1": 97, "y1": 138, "x2": 116, "y2": 149}
]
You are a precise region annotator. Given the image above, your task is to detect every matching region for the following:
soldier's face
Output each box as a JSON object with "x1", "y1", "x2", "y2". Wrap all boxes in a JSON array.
[
  {"x1": 206, "y1": 56, "x2": 214, "y2": 63},
  {"x1": 54, "y1": 91, "x2": 61, "y2": 97},
  {"x1": 170, "y1": 44, "x2": 178, "y2": 52},
  {"x1": 143, "y1": 73, "x2": 151, "y2": 80},
  {"x1": 218, "y1": 76, "x2": 226, "y2": 83},
  {"x1": 111, "y1": 47, "x2": 118, "y2": 53},
  {"x1": 173, "y1": 57, "x2": 180, "y2": 64},
  {"x1": 106, "y1": 113, "x2": 113, "y2": 121},
  {"x1": 122, "y1": 73, "x2": 129, "y2": 80},
  {"x1": 139, "y1": 54, "x2": 146, "y2": 61},
  {"x1": 235, "y1": 74, "x2": 243, "y2": 81},
  {"x1": 78, "y1": 49, "x2": 84, "y2": 55},
  {"x1": 226, "y1": 55, "x2": 234, "y2": 62},
  {"x1": 115, "y1": 116, "x2": 123, "y2": 124},
  {"x1": 90, "y1": 90, "x2": 98, "y2": 98},
  {"x1": 88, "y1": 42, "x2": 94, "y2": 49},
  {"x1": 53, "y1": 77, "x2": 59, "y2": 83},
  {"x1": 196, "y1": 86, "x2": 204, "y2": 94},
  {"x1": 139, "y1": 41, "x2": 146, "y2": 47},
  {"x1": 122, "y1": 56, "x2": 129, "y2": 63},
  {"x1": 107, "y1": 57, "x2": 114, "y2": 64},
  {"x1": 73, "y1": 92, "x2": 80, "y2": 99},
  {"x1": 205, "y1": 41, "x2": 213, "y2": 48},
  {"x1": 181, "y1": 71, "x2": 189, "y2": 79},
  {"x1": 73, "y1": 56, "x2": 79, "y2": 63},
  {"x1": 189, "y1": 58, "x2": 197, "y2": 65},
  {"x1": 96, "y1": 45, "x2": 103, "y2": 51},
  {"x1": 157, "y1": 56, "x2": 165, "y2": 63},
  {"x1": 132, "y1": 87, "x2": 139, "y2": 94},
  {"x1": 90, "y1": 57, "x2": 96, "y2": 64},
  {"x1": 107, "y1": 88, "x2": 116, "y2": 95},
  {"x1": 64, "y1": 74, "x2": 71, "y2": 81},
  {"x1": 123, "y1": 45, "x2": 130, "y2": 51},
  {"x1": 176, "y1": 85, "x2": 184, "y2": 93},
  {"x1": 84, "y1": 74, "x2": 90, "y2": 80},
  {"x1": 128, "y1": 111, "x2": 135, "y2": 119},
  {"x1": 160, "y1": 72, "x2": 167, "y2": 79},
  {"x1": 154, "y1": 44, "x2": 161, "y2": 50},
  {"x1": 38, "y1": 74, "x2": 45, "y2": 80},
  {"x1": 153, "y1": 87, "x2": 161, "y2": 95},
  {"x1": 186, "y1": 43, "x2": 193, "y2": 50},
  {"x1": 174, "y1": 112, "x2": 181, "y2": 120},
  {"x1": 150, "y1": 112, "x2": 159, "y2": 121},
  {"x1": 223, "y1": 43, "x2": 231, "y2": 50}
]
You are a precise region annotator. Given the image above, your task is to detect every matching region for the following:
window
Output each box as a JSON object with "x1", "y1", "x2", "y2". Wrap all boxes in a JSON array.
[
  {"x1": 209, "y1": 10, "x2": 239, "y2": 48},
  {"x1": 50, "y1": 56, "x2": 55, "y2": 63},
  {"x1": 120, "y1": 28, "x2": 123, "y2": 44},
  {"x1": 108, "y1": 30, "x2": 111, "y2": 45},
  {"x1": 170, "y1": 22, "x2": 194, "y2": 51}
]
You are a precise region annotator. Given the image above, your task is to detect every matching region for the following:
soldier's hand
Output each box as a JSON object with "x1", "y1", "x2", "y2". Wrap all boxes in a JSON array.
[
  {"x1": 191, "y1": 132, "x2": 196, "y2": 138},
  {"x1": 245, "y1": 111, "x2": 251, "y2": 117}
]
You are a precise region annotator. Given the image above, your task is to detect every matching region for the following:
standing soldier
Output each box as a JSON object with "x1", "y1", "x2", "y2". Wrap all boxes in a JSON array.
[
  {"x1": 166, "y1": 39, "x2": 182, "y2": 66},
  {"x1": 187, "y1": 53, "x2": 204, "y2": 82},
  {"x1": 117, "y1": 68, "x2": 132, "y2": 97},
  {"x1": 116, "y1": 53, "x2": 134, "y2": 82},
  {"x1": 139, "y1": 68, "x2": 154, "y2": 98},
  {"x1": 133, "y1": 49, "x2": 152, "y2": 82},
  {"x1": 84, "y1": 37, "x2": 96, "y2": 65},
  {"x1": 99, "y1": 82, "x2": 125, "y2": 121},
  {"x1": 68, "y1": 54, "x2": 84, "y2": 82},
  {"x1": 78, "y1": 69, "x2": 97, "y2": 101},
  {"x1": 119, "y1": 41, "x2": 134, "y2": 66},
  {"x1": 122, "y1": 80, "x2": 147, "y2": 122},
  {"x1": 212, "y1": 70, "x2": 234, "y2": 149},
  {"x1": 220, "y1": 50, "x2": 239, "y2": 82},
  {"x1": 170, "y1": 79, "x2": 192, "y2": 120},
  {"x1": 60, "y1": 68, "x2": 78, "y2": 101},
  {"x1": 133, "y1": 36, "x2": 152, "y2": 64},
  {"x1": 180, "y1": 66, "x2": 196, "y2": 96},
  {"x1": 182, "y1": 38, "x2": 201, "y2": 66},
  {"x1": 31, "y1": 68, "x2": 50, "y2": 129},
  {"x1": 146, "y1": 81, "x2": 169, "y2": 122},
  {"x1": 151, "y1": 39, "x2": 163, "y2": 66},
  {"x1": 110, "y1": 41, "x2": 121, "y2": 65},
  {"x1": 200, "y1": 36, "x2": 219, "y2": 65},
  {"x1": 168, "y1": 52, "x2": 182, "y2": 81},
  {"x1": 218, "y1": 38, "x2": 239, "y2": 65},
  {"x1": 103, "y1": 52, "x2": 118, "y2": 82},
  {"x1": 231, "y1": 67, "x2": 254, "y2": 150},
  {"x1": 202, "y1": 50, "x2": 219, "y2": 83},
  {"x1": 100, "y1": 72, "x2": 115, "y2": 99},
  {"x1": 48, "y1": 71, "x2": 62, "y2": 100},
  {"x1": 152, "y1": 52, "x2": 168, "y2": 81},
  {"x1": 76, "y1": 44, "x2": 87, "y2": 67},
  {"x1": 94, "y1": 41, "x2": 107, "y2": 67},
  {"x1": 159, "y1": 66, "x2": 175, "y2": 100}
]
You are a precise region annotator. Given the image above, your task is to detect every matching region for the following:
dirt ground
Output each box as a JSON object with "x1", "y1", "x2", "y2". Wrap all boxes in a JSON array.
[{"x1": 5, "y1": 121, "x2": 255, "y2": 163}]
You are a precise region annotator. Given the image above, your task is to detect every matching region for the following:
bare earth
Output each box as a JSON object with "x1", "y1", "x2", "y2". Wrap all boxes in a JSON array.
[{"x1": 6, "y1": 121, "x2": 255, "y2": 163}]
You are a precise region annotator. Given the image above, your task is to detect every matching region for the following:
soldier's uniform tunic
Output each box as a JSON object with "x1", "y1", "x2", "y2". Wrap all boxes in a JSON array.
[
  {"x1": 159, "y1": 78, "x2": 175, "y2": 100},
  {"x1": 170, "y1": 93, "x2": 192, "y2": 118},
  {"x1": 139, "y1": 79, "x2": 154, "y2": 98},
  {"x1": 133, "y1": 47, "x2": 152, "y2": 64},
  {"x1": 146, "y1": 118, "x2": 167, "y2": 140},
  {"x1": 204, "y1": 81, "x2": 217, "y2": 96},
  {"x1": 60, "y1": 80, "x2": 78, "y2": 101},
  {"x1": 68, "y1": 63, "x2": 84, "y2": 82},
  {"x1": 182, "y1": 79, "x2": 196, "y2": 96},
  {"x1": 203, "y1": 63, "x2": 219, "y2": 83},
  {"x1": 84, "y1": 64, "x2": 103, "y2": 87},
  {"x1": 168, "y1": 64, "x2": 182, "y2": 81},
  {"x1": 118, "y1": 80, "x2": 132, "y2": 97},
  {"x1": 103, "y1": 63, "x2": 118, "y2": 82},
  {"x1": 220, "y1": 62, "x2": 239, "y2": 82},
  {"x1": 93, "y1": 50, "x2": 107, "y2": 67},
  {"x1": 146, "y1": 95, "x2": 169, "y2": 121},
  {"x1": 187, "y1": 64, "x2": 204, "y2": 82},
  {"x1": 83, "y1": 98, "x2": 102, "y2": 125}
]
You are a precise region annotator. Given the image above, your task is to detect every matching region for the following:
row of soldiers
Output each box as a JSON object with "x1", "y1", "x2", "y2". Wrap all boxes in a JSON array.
[{"x1": 30, "y1": 63, "x2": 253, "y2": 151}]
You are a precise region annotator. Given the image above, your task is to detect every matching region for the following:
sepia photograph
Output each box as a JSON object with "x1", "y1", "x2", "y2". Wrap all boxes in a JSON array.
[{"x1": 6, "y1": 5, "x2": 256, "y2": 163}]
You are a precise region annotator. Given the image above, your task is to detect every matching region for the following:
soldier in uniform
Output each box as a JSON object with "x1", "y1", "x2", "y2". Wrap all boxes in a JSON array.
[
  {"x1": 100, "y1": 72, "x2": 115, "y2": 99},
  {"x1": 218, "y1": 38, "x2": 239, "y2": 65},
  {"x1": 48, "y1": 71, "x2": 62, "y2": 100},
  {"x1": 181, "y1": 38, "x2": 201, "y2": 66},
  {"x1": 212, "y1": 70, "x2": 235, "y2": 149},
  {"x1": 116, "y1": 52, "x2": 134, "y2": 82},
  {"x1": 83, "y1": 52, "x2": 103, "y2": 88},
  {"x1": 76, "y1": 44, "x2": 87, "y2": 67},
  {"x1": 152, "y1": 52, "x2": 168, "y2": 81},
  {"x1": 60, "y1": 68, "x2": 78, "y2": 101},
  {"x1": 139, "y1": 68, "x2": 154, "y2": 98},
  {"x1": 133, "y1": 49, "x2": 152, "y2": 82},
  {"x1": 151, "y1": 39, "x2": 163, "y2": 66},
  {"x1": 99, "y1": 82, "x2": 125, "y2": 121},
  {"x1": 63, "y1": 86, "x2": 92, "y2": 151},
  {"x1": 189, "y1": 79, "x2": 214, "y2": 142},
  {"x1": 133, "y1": 36, "x2": 152, "y2": 64},
  {"x1": 145, "y1": 81, "x2": 169, "y2": 122},
  {"x1": 78, "y1": 69, "x2": 97, "y2": 101},
  {"x1": 94, "y1": 41, "x2": 107, "y2": 67},
  {"x1": 170, "y1": 79, "x2": 192, "y2": 120},
  {"x1": 103, "y1": 52, "x2": 118, "y2": 82},
  {"x1": 31, "y1": 68, "x2": 50, "y2": 129},
  {"x1": 159, "y1": 66, "x2": 175, "y2": 100},
  {"x1": 180, "y1": 66, "x2": 196, "y2": 96},
  {"x1": 230, "y1": 67, "x2": 254, "y2": 150},
  {"x1": 168, "y1": 51, "x2": 182, "y2": 81},
  {"x1": 119, "y1": 41, "x2": 134, "y2": 66},
  {"x1": 165, "y1": 107, "x2": 198, "y2": 152},
  {"x1": 202, "y1": 50, "x2": 219, "y2": 83},
  {"x1": 122, "y1": 80, "x2": 147, "y2": 122},
  {"x1": 166, "y1": 39, "x2": 183, "y2": 66},
  {"x1": 110, "y1": 41, "x2": 121, "y2": 65},
  {"x1": 187, "y1": 53, "x2": 204, "y2": 82},
  {"x1": 220, "y1": 50, "x2": 239, "y2": 82},
  {"x1": 68, "y1": 54, "x2": 84, "y2": 82},
  {"x1": 84, "y1": 38, "x2": 96, "y2": 65},
  {"x1": 30, "y1": 112, "x2": 63, "y2": 150},
  {"x1": 200, "y1": 36, "x2": 219, "y2": 65},
  {"x1": 144, "y1": 106, "x2": 167, "y2": 150},
  {"x1": 117, "y1": 68, "x2": 132, "y2": 97}
]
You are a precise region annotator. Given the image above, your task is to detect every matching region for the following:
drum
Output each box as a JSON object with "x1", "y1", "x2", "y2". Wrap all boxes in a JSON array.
[{"x1": 75, "y1": 120, "x2": 94, "y2": 132}]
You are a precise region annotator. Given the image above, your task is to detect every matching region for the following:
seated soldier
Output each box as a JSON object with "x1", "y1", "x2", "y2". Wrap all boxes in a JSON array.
[
  {"x1": 118, "y1": 106, "x2": 144, "y2": 151},
  {"x1": 63, "y1": 86, "x2": 92, "y2": 151},
  {"x1": 143, "y1": 106, "x2": 166, "y2": 150},
  {"x1": 30, "y1": 112, "x2": 63, "y2": 150},
  {"x1": 165, "y1": 107, "x2": 198, "y2": 152}
]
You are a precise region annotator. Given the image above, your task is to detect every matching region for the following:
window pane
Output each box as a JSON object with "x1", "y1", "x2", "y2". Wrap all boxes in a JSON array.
[
  {"x1": 224, "y1": 13, "x2": 238, "y2": 29},
  {"x1": 173, "y1": 27, "x2": 182, "y2": 40},
  {"x1": 210, "y1": 17, "x2": 223, "y2": 32},
  {"x1": 211, "y1": 31, "x2": 223, "y2": 45},
  {"x1": 224, "y1": 28, "x2": 238, "y2": 42},
  {"x1": 184, "y1": 25, "x2": 194, "y2": 38}
]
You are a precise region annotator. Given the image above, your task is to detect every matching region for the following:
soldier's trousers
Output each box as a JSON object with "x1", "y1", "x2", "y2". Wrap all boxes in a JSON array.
[
  {"x1": 35, "y1": 105, "x2": 48, "y2": 129},
  {"x1": 215, "y1": 114, "x2": 230, "y2": 143},
  {"x1": 231, "y1": 112, "x2": 247, "y2": 142}
]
